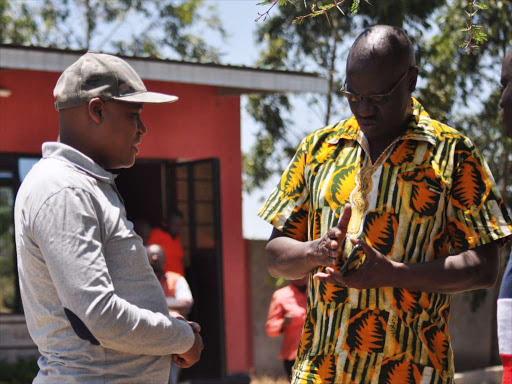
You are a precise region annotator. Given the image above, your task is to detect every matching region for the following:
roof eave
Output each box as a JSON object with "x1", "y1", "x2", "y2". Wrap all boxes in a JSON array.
[{"x1": 0, "y1": 45, "x2": 329, "y2": 95}]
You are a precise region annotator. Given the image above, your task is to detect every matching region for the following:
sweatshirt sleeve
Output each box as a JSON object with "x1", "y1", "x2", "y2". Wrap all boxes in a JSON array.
[{"x1": 31, "y1": 187, "x2": 194, "y2": 355}]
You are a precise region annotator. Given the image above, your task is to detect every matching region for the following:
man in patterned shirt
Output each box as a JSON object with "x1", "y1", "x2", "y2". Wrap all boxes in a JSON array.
[{"x1": 259, "y1": 25, "x2": 512, "y2": 383}]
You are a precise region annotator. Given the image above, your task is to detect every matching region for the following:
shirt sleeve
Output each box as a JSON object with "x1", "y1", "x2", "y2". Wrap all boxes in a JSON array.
[
  {"x1": 445, "y1": 138, "x2": 512, "y2": 254},
  {"x1": 258, "y1": 137, "x2": 310, "y2": 241},
  {"x1": 32, "y1": 187, "x2": 194, "y2": 355},
  {"x1": 173, "y1": 276, "x2": 193, "y2": 302},
  {"x1": 265, "y1": 291, "x2": 285, "y2": 337}
]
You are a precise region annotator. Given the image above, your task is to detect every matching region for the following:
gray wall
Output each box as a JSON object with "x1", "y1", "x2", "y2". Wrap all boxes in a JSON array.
[
  {"x1": 248, "y1": 239, "x2": 506, "y2": 375},
  {"x1": 249, "y1": 239, "x2": 286, "y2": 377}
]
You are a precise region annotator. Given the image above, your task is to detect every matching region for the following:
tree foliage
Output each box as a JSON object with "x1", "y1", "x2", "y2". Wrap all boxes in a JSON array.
[
  {"x1": 0, "y1": 0, "x2": 225, "y2": 62},
  {"x1": 416, "y1": 0, "x2": 512, "y2": 206}
]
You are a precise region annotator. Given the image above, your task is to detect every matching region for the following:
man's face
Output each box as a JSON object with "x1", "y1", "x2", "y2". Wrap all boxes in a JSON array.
[
  {"x1": 169, "y1": 215, "x2": 182, "y2": 236},
  {"x1": 500, "y1": 51, "x2": 512, "y2": 138},
  {"x1": 147, "y1": 245, "x2": 165, "y2": 273},
  {"x1": 345, "y1": 60, "x2": 416, "y2": 142},
  {"x1": 95, "y1": 101, "x2": 147, "y2": 169}
]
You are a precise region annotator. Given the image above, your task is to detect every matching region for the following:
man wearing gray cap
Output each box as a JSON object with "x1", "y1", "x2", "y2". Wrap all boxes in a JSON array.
[{"x1": 14, "y1": 52, "x2": 203, "y2": 383}]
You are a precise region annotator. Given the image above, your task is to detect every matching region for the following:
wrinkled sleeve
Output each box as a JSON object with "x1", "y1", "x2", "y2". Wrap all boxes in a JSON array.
[
  {"x1": 445, "y1": 138, "x2": 512, "y2": 254},
  {"x1": 258, "y1": 138, "x2": 310, "y2": 241},
  {"x1": 265, "y1": 291, "x2": 284, "y2": 338},
  {"x1": 32, "y1": 187, "x2": 194, "y2": 355}
]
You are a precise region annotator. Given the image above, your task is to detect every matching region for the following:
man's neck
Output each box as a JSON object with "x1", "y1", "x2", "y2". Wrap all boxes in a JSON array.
[
  {"x1": 367, "y1": 138, "x2": 396, "y2": 163},
  {"x1": 366, "y1": 125, "x2": 408, "y2": 163}
]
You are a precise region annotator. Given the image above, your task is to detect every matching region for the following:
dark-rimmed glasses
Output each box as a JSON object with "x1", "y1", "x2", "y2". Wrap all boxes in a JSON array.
[{"x1": 340, "y1": 67, "x2": 413, "y2": 105}]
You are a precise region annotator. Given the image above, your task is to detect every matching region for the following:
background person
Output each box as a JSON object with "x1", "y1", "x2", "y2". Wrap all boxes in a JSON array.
[
  {"x1": 147, "y1": 244, "x2": 194, "y2": 318},
  {"x1": 265, "y1": 277, "x2": 307, "y2": 381},
  {"x1": 147, "y1": 244, "x2": 194, "y2": 384},
  {"x1": 149, "y1": 211, "x2": 185, "y2": 275}
]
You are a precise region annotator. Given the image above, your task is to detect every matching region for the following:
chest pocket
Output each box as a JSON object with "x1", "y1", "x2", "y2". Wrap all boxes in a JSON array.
[{"x1": 396, "y1": 165, "x2": 446, "y2": 219}]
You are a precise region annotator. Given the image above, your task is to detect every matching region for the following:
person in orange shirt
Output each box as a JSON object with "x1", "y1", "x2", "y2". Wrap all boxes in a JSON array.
[
  {"x1": 147, "y1": 244, "x2": 193, "y2": 318},
  {"x1": 265, "y1": 277, "x2": 307, "y2": 381},
  {"x1": 147, "y1": 244, "x2": 194, "y2": 384},
  {"x1": 148, "y1": 211, "x2": 185, "y2": 275}
]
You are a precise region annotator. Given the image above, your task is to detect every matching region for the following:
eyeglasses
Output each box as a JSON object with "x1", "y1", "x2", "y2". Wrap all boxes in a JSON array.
[{"x1": 340, "y1": 67, "x2": 412, "y2": 105}]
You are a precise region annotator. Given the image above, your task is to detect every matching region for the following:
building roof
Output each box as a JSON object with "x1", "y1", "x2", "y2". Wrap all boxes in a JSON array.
[{"x1": 0, "y1": 45, "x2": 329, "y2": 95}]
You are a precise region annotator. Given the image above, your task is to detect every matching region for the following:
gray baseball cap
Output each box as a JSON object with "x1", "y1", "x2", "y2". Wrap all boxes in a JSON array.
[{"x1": 54, "y1": 51, "x2": 178, "y2": 110}]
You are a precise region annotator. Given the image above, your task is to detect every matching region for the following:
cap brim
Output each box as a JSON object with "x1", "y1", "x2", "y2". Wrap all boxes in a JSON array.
[{"x1": 113, "y1": 91, "x2": 178, "y2": 104}]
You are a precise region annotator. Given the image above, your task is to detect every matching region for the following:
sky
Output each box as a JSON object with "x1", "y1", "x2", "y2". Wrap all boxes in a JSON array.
[{"x1": 200, "y1": 1, "x2": 326, "y2": 239}]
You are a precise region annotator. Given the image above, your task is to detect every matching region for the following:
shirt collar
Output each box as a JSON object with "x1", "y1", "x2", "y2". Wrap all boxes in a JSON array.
[
  {"x1": 327, "y1": 97, "x2": 437, "y2": 147},
  {"x1": 42, "y1": 142, "x2": 116, "y2": 183}
]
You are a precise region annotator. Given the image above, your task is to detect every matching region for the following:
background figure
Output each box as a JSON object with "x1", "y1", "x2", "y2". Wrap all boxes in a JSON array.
[
  {"x1": 147, "y1": 244, "x2": 194, "y2": 384},
  {"x1": 265, "y1": 277, "x2": 307, "y2": 381},
  {"x1": 149, "y1": 211, "x2": 185, "y2": 275},
  {"x1": 498, "y1": 49, "x2": 512, "y2": 384}
]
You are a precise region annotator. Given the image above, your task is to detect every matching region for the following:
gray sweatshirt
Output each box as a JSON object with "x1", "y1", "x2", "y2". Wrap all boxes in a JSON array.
[{"x1": 14, "y1": 142, "x2": 194, "y2": 383}]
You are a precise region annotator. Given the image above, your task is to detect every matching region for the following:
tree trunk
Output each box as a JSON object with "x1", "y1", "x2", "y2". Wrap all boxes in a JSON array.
[
  {"x1": 324, "y1": 29, "x2": 339, "y2": 126},
  {"x1": 85, "y1": 0, "x2": 93, "y2": 49}
]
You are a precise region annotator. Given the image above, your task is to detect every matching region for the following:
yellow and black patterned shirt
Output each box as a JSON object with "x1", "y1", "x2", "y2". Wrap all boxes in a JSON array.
[{"x1": 259, "y1": 98, "x2": 512, "y2": 383}]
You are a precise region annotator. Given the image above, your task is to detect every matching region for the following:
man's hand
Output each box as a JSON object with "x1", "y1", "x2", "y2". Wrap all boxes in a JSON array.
[
  {"x1": 172, "y1": 332, "x2": 204, "y2": 368},
  {"x1": 174, "y1": 316, "x2": 201, "y2": 333},
  {"x1": 265, "y1": 204, "x2": 352, "y2": 279},
  {"x1": 306, "y1": 204, "x2": 352, "y2": 269},
  {"x1": 314, "y1": 237, "x2": 396, "y2": 289}
]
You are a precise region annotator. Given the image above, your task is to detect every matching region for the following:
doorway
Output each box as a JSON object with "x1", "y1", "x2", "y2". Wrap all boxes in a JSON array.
[{"x1": 115, "y1": 158, "x2": 226, "y2": 379}]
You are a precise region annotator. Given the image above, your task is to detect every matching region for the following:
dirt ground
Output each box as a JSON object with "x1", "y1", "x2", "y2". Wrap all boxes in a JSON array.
[{"x1": 250, "y1": 375, "x2": 290, "y2": 384}]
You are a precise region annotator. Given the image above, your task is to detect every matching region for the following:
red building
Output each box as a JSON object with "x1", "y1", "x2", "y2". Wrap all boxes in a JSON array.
[{"x1": 0, "y1": 45, "x2": 327, "y2": 380}]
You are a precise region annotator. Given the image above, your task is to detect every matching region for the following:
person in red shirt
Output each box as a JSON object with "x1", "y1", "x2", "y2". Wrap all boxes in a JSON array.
[
  {"x1": 147, "y1": 244, "x2": 194, "y2": 384},
  {"x1": 265, "y1": 276, "x2": 307, "y2": 381},
  {"x1": 148, "y1": 211, "x2": 185, "y2": 275}
]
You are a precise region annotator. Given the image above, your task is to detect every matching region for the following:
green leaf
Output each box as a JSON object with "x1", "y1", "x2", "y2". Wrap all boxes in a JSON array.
[{"x1": 351, "y1": 0, "x2": 360, "y2": 15}]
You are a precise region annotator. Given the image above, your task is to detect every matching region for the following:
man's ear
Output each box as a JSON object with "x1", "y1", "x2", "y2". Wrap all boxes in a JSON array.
[
  {"x1": 88, "y1": 98, "x2": 104, "y2": 124},
  {"x1": 408, "y1": 66, "x2": 419, "y2": 93}
]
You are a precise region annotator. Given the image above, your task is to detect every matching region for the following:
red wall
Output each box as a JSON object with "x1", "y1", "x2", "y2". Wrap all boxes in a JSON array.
[{"x1": 0, "y1": 69, "x2": 251, "y2": 374}]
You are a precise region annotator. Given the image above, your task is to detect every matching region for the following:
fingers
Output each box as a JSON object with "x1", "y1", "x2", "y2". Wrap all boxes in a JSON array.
[
  {"x1": 188, "y1": 321, "x2": 201, "y2": 333},
  {"x1": 172, "y1": 354, "x2": 188, "y2": 368},
  {"x1": 326, "y1": 204, "x2": 352, "y2": 243},
  {"x1": 313, "y1": 268, "x2": 346, "y2": 286},
  {"x1": 336, "y1": 204, "x2": 352, "y2": 233},
  {"x1": 349, "y1": 237, "x2": 373, "y2": 259}
]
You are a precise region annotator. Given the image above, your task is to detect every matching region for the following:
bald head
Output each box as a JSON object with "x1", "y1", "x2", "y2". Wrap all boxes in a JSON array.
[
  {"x1": 343, "y1": 25, "x2": 419, "y2": 148},
  {"x1": 147, "y1": 244, "x2": 166, "y2": 269},
  {"x1": 347, "y1": 25, "x2": 415, "y2": 75}
]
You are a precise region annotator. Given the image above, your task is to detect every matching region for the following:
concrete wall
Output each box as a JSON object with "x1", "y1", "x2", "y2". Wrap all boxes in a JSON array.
[
  {"x1": 0, "y1": 315, "x2": 38, "y2": 362},
  {"x1": 248, "y1": 239, "x2": 508, "y2": 375},
  {"x1": 248, "y1": 239, "x2": 286, "y2": 377}
]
